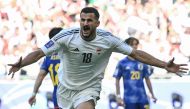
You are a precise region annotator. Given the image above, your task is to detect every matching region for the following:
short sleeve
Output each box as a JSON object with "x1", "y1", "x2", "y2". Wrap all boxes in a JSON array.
[
  {"x1": 40, "y1": 57, "x2": 48, "y2": 73},
  {"x1": 113, "y1": 62, "x2": 123, "y2": 79}
]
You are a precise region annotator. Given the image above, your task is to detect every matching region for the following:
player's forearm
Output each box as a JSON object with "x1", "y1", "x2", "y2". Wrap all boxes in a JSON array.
[
  {"x1": 145, "y1": 79, "x2": 154, "y2": 96},
  {"x1": 130, "y1": 50, "x2": 167, "y2": 69},
  {"x1": 33, "y1": 76, "x2": 44, "y2": 94},
  {"x1": 21, "y1": 49, "x2": 45, "y2": 68},
  {"x1": 33, "y1": 71, "x2": 47, "y2": 94},
  {"x1": 33, "y1": 80, "x2": 42, "y2": 94},
  {"x1": 115, "y1": 79, "x2": 121, "y2": 95}
]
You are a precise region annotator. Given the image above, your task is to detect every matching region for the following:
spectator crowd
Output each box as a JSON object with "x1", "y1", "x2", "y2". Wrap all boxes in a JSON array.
[{"x1": 0, "y1": 0, "x2": 190, "y2": 79}]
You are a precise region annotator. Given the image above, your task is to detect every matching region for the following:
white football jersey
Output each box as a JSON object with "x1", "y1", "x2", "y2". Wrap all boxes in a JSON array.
[{"x1": 41, "y1": 27, "x2": 133, "y2": 90}]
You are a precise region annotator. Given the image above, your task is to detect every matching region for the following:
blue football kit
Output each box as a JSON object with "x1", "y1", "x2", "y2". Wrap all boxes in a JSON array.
[
  {"x1": 113, "y1": 57, "x2": 153, "y2": 109},
  {"x1": 40, "y1": 53, "x2": 60, "y2": 108}
]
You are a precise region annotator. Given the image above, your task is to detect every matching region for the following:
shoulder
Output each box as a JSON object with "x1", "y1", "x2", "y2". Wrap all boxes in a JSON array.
[
  {"x1": 118, "y1": 57, "x2": 128, "y2": 64},
  {"x1": 97, "y1": 29, "x2": 114, "y2": 37},
  {"x1": 53, "y1": 27, "x2": 80, "y2": 41},
  {"x1": 142, "y1": 63, "x2": 149, "y2": 68},
  {"x1": 122, "y1": 57, "x2": 130, "y2": 62},
  {"x1": 97, "y1": 29, "x2": 122, "y2": 43},
  {"x1": 41, "y1": 56, "x2": 50, "y2": 66},
  {"x1": 44, "y1": 56, "x2": 51, "y2": 62},
  {"x1": 61, "y1": 27, "x2": 80, "y2": 34}
]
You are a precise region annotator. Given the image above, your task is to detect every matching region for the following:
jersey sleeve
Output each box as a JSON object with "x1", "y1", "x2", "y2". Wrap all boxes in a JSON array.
[
  {"x1": 40, "y1": 57, "x2": 49, "y2": 73},
  {"x1": 109, "y1": 35, "x2": 133, "y2": 55},
  {"x1": 143, "y1": 64, "x2": 154, "y2": 77},
  {"x1": 41, "y1": 29, "x2": 69, "y2": 56},
  {"x1": 115, "y1": 41, "x2": 133, "y2": 55},
  {"x1": 113, "y1": 62, "x2": 123, "y2": 79},
  {"x1": 41, "y1": 39, "x2": 62, "y2": 56}
]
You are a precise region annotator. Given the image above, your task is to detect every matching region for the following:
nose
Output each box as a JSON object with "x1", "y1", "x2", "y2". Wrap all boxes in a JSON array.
[{"x1": 83, "y1": 20, "x2": 88, "y2": 25}]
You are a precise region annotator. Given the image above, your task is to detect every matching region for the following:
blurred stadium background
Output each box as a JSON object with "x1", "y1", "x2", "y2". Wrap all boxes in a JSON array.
[{"x1": 0, "y1": 0, "x2": 190, "y2": 109}]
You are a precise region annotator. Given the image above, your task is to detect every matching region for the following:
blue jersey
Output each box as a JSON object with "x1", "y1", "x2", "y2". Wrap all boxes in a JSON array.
[
  {"x1": 113, "y1": 57, "x2": 153, "y2": 103},
  {"x1": 40, "y1": 53, "x2": 60, "y2": 107}
]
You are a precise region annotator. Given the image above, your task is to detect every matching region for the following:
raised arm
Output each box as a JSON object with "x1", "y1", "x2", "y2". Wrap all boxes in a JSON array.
[
  {"x1": 8, "y1": 49, "x2": 45, "y2": 78},
  {"x1": 129, "y1": 49, "x2": 188, "y2": 76}
]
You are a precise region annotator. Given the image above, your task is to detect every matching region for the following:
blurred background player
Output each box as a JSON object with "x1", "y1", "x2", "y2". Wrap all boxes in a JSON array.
[
  {"x1": 28, "y1": 27, "x2": 62, "y2": 109},
  {"x1": 113, "y1": 37, "x2": 157, "y2": 109},
  {"x1": 172, "y1": 93, "x2": 183, "y2": 109}
]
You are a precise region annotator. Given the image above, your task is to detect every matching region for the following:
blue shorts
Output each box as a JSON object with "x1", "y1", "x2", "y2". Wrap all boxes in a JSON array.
[{"x1": 125, "y1": 103, "x2": 150, "y2": 109}]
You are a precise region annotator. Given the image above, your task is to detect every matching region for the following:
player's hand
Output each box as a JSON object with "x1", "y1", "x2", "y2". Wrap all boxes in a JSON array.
[
  {"x1": 116, "y1": 97, "x2": 124, "y2": 107},
  {"x1": 8, "y1": 57, "x2": 22, "y2": 78},
  {"x1": 152, "y1": 96, "x2": 157, "y2": 103},
  {"x1": 28, "y1": 94, "x2": 36, "y2": 106},
  {"x1": 165, "y1": 58, "x2": 188, "y2": 77}
]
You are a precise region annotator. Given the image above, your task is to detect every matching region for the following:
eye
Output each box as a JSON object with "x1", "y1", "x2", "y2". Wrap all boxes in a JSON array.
[
  {"x1": 81, "y1": 19, "x2": 85, "y2": 22},
  {"x1": 87, "y1": 19, "x2": 93, "y2": 22}
]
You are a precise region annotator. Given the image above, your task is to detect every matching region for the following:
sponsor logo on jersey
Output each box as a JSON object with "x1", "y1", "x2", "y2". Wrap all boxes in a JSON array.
[
  {"x1": 125, "y1": 66, "x2": 130, "y2": 70},
  {"x1": 72, "y1": 48, "x2": 79, "y2": 51},
  {"x1": 45, "y1": 40, "x2": 54, "y2": 48}
]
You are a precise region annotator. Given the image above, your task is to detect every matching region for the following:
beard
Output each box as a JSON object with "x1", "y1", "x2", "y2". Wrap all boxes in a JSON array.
[
  {"x1": 81, "y1": 26, "x2": 96, "y2": 41},
  {"x1": 82, "y1": 26, "x2": 91, "y2": 37}
]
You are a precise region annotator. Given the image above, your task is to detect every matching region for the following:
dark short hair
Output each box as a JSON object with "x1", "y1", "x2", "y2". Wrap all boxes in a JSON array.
[
  {"x1": 49, "y1": 27, "x2": 62, "y2": 39},
  {"x1": 80, "y1": 7, "x2": 99, "y2": 20},
  {"x1": 124, "y1": 37, "x2": 139, "y2": 45}
]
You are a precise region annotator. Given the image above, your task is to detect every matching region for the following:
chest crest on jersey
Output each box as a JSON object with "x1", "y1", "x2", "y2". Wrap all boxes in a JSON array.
[
  {"x1": 137, "y1": 63, "x2": 143, "y2": 70},
  {"x1": 96, "y1": 48, "x2": 102, "y2": 55}
]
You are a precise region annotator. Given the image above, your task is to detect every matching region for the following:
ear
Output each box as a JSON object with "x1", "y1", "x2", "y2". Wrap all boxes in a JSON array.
[{"x1": 96, "y1": 21, "x2": 100, "y2": 27}]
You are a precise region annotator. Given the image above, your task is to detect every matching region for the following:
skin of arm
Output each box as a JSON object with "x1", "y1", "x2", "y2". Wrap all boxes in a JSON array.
[
  {"x1": 20, "y1": 49, "x2": 45, "y2": 68},
  {"x1": 28, "y1": 69, "x2": 47, "y2": 106},
  {"x1": 8, "y1": 49, "x2": 45, "y2": 78},
  {"x1": 130, "y1": 49, "x2": 166, "y2": 69},
  {"x1": 115, "y1": 79, "x2": 121, "y2": 96},
  {"x1": 129, "y1": 45, "x2": 188, "y2": 77},
  {"x1": 145, "y1": 77, "x2": 157, "y2": 102},
  {"x1": 32, "y1": 70, "x2": 47, "y2": 94},
  {"x1": 115, "y1": 78, "x2": 124, "y2": 106}
]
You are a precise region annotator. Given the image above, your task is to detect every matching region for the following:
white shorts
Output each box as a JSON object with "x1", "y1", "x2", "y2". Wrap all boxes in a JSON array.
[{"x1": 57, "y1": 83, "x2": 101, "y2": 109}]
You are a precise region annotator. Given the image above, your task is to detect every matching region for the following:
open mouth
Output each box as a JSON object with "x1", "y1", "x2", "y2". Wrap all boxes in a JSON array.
[
  {"x1": 82, "y1": 26, "x2": 91, "y2": 36},
  {"x1": 83, "y1": 26, "x2": 90, "y2": 31}
]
